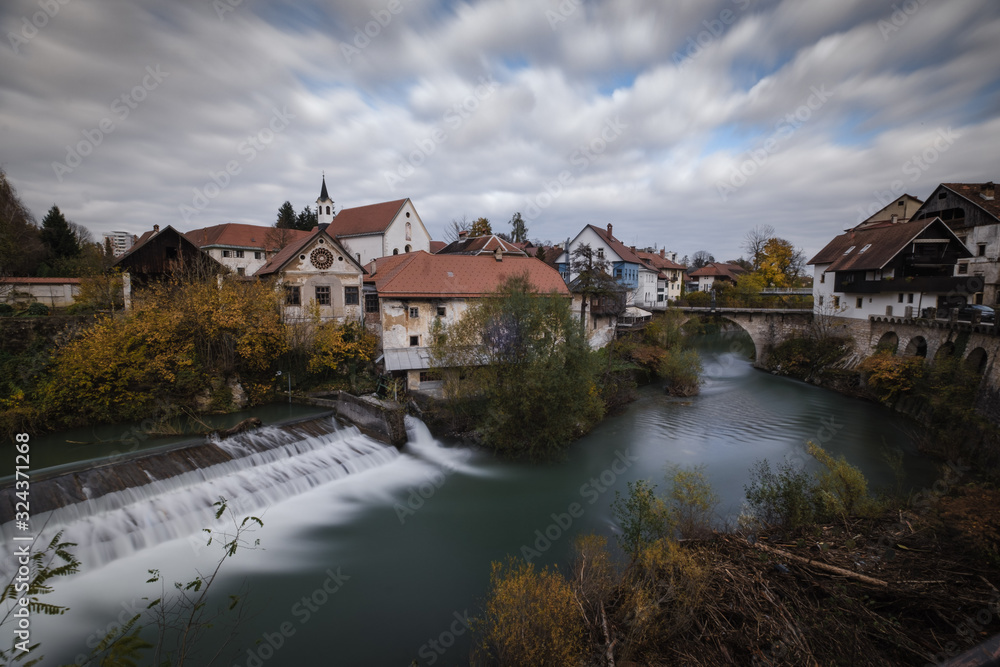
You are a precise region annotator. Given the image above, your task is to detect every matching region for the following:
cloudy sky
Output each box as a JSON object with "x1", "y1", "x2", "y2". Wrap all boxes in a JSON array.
[{"x1": 2, "y1": 0, "x2": 998, "y2": 262}]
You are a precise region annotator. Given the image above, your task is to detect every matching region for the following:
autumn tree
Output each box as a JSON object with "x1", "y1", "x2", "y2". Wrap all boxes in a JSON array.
[
  {"x1": 508, "y1": 212, "x2": 527, "y2": 243},
  {"x1": 756, "y1": 237, "x2": 804, "y2": 287},
  {"x1": 570, "y1": 243, "x2": 627, "y2": 326},
  {"x1": 470, "y1": 216, "x2": 492, "y2": 237},
  {"x1": 0, "y1": 168, "x2": 44, "y2": 278},
  {"x1": 307, "y1": 320, "x2": 379, "y2": 391}
]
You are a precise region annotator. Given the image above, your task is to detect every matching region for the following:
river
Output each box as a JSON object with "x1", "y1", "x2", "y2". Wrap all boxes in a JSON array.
[{"x1": 8, "y1": 330, "x2": 939, "y2": 666}]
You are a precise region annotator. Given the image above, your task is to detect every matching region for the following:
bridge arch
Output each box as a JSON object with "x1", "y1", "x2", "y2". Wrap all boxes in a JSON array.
[
  {"x1": 675, "y1": 309, "x2": 814, "y2": 366},
  {"x1": 966, "y1": 346, "x2": 989, "y2": 374},
  {"x1": 875, "y1": 331, "x2": 898, "y2": 355},
  {"x1": 903, "y1": 335, "x2": 927, "y2": 357}
]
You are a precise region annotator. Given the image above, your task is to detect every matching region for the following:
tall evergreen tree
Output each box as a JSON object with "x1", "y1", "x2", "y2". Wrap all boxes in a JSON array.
[
  {"x1": 40, "y1": 205, "x2": 80, "y2": 260},
  {"x1": 296, "y1": 205, "x2": 318, "y2": 231},
  {"x1": 0, "y1": 167, "x2": 45, "y2": 276},
  {"x1": 276, "y1": 201, "x2": 297, "y2": 229}
]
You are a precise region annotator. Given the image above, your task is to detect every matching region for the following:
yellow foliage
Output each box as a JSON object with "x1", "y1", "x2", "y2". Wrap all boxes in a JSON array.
[
  {"x1": 306, "y1": 321, "x2": 378, "y2": 376},
  {"x1": 859, "y1": 352, "x2": 924, "y2": 403},
  {"x1": 474, "y1": 557, "x2": 585, "y2": 667}
]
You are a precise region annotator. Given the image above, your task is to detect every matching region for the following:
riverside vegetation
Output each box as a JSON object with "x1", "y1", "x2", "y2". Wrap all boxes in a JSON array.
[
  {"x1": 0, "y1": 275, "x2": 380, "y2": 439},
  {"x1": 427, "y1": 275, "x2": 702, "y2": 459},
  {"x1": 471, "y1": 447, "x2": 1000, "y2": 666}
]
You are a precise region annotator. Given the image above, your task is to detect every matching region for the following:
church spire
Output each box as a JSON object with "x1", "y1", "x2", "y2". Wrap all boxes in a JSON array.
[{"x1": 316, "y1": 172, "x2": 334, "y2": 225}]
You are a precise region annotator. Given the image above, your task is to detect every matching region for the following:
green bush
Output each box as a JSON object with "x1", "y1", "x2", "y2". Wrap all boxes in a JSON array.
[
  {"x1": 25, "y1": 302, "x2": 49, "y2": 316},
  {"x1": 0, "y1": 303, "x2": 12, "y2": 316},
  {"x1": 612, "y1": 480, "x2": 670, "y2": 561},
  {"x1": 664, "y1": 464, "x2": 718, "y2": 539},
  {"x1": 743, "y1": 458, "x2": 819, "y2": 530}
]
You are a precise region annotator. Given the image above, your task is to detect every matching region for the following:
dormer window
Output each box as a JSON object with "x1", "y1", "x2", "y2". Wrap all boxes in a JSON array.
[{"x1": 844, "y1": 245, "x2": 856, "y2": 254}]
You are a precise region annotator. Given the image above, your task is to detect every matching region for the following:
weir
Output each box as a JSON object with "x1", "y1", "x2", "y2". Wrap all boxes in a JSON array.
[{"x1": 0, "y1": 416, "x2": 400, "y2": 576}]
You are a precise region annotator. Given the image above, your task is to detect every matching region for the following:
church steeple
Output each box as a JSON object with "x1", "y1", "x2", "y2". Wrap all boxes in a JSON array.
[{"x1": 317, "y1": 173, "x2": 334, "y2": 226}]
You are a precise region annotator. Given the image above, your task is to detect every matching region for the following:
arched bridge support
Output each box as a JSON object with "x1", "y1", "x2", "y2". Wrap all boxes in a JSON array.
[{"x1": 677, "y1": 308, "x2": 814, "y2": 366}]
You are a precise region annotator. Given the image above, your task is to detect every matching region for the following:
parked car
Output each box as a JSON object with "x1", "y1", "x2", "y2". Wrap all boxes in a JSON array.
[{"x1": 957, "y1": 304, "x2": 995, "y2": 323}]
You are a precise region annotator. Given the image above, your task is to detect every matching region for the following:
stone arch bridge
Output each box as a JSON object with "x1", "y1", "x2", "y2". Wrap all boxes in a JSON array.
[{"x1": 676, "y1": 307, "x2": 814, "y2": 365}]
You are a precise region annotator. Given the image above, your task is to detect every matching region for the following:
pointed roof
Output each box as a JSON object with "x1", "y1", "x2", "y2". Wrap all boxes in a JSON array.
[
  {"x1": 587, "y1": 224, "x2": 645, "y2": 265},
  {"x1": 254, "y1": 225, "x2": 363, "y2": 277},
  {"x1": 688, "y1": 262, "x2": 746, "y2": 279},
  {"x1": 808, "y1": 217, "x2": 970, "y2": 271},
  {"x1": 329, "y1": 199, "x2": 409, "y2": 237},
  {"x1": 922, "y1": 182, "x2": 1000, "y2": 221},
  {"x1": 364, "y1": 251, "x2": 568, "y2": 298},
  {"x1": 635, "y1": 250, "x2": 686, "y2": 271},
  {"x1": 318, "y1": 175, "x2": 331, "y2": 203},
  {"x1": 185, "y1": 223, "x2": 310, "y2": 251}
]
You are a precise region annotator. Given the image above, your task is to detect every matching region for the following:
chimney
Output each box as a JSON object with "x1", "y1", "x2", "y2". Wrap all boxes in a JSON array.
[
  {"x1": 984, "y1": 182, "x2": 996, "y2": 199},
  {"x1": 494, "y1": 247, "x2": 503, "y2": 262},
  {"x1": 371, "y1": 259, "x2": 376, "y2": 275},
  {"x1": 606, "y1": 223, "x2": 613, "y2": 238},
  {"x1": 660, "y1": 249, "x2": 665, "y2": 258},
  {"x1": 630, "y1": 245, "x2": 636, "y2": 254},
  {"x1": 458, "y1": 230, "x2": 468, "y2": 238},
  {"x1": 891, "y1": 214, "x2": 898, "y2": 224},
  {"x1": 153, "y1": 224, "x2": 159, "y2": 233}
]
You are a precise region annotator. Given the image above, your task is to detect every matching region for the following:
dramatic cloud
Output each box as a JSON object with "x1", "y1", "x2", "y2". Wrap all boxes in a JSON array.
[{"x1": 1, "y1": 0, "x2": 998, "y2": 261}]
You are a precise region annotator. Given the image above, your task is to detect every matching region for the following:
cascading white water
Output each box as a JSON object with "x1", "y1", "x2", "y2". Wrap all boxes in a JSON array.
[{"x1": 0, "y1": 417, "x2": 399, "y2": 579}]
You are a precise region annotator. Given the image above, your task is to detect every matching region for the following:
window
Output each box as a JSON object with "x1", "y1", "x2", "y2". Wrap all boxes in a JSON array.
[
  {"x1": 437, "y1": 306, "x2": 446, "y2": 317},
  {"x1": 284, "y1": 285, "x2": 301, "y2": 305},
  {"x1": 405, "y1": 222, "x2": 412, "y2": 241},
  {"x1": 979, "y1": 244, "x2": 987, "y2": 257},
  {"x1": 223, "y1": 250, "x2": 232, "y2": 258},
  {"x1": 958, "y1": 263, "x2": 969, "y2": 274},
  {"x1": 409, "y1": 307, "x2": 419, "y2": 318},
  {"x1": 419, "y1": 371, "x2": 441, "y2": 383},
  {"x1": 326, "y1": 205, "x2": 331, "y2": 214},
  {"x1": 859, "y1": 244, "x2": 871, "y2": 254},
  {"x1": 393, "y1": 248, "x2": 399, "y2": 255},
  {"x1": 344, "y1": 286, "x2": 359, "y2": 305},
  {"x1": 898, "y1": 293, "x2": 904, "y2": 303},
  {"x1": 597, "y1": 248, "x2": 604, "y2": 259},
  {"x1": 844, "y1": 245, "x2": 855, "y2": 254},
  {"x1": 235, "y1": 250, "x2": 244, "y2": 258},
  {"x1": 898, "y1": 200, "x2": 905, "y2": 206},
  {"x1": 938, "y1": 192, "x2": 947, "y2": 199},
  {"x1": 237, "y1": 267, "x2": 245, "y2": 276},
  {"x1": 409, "y1": 335, "x2": 419, "y2": 347},
  {"x1": 818, "y1": 295, "x2": 824, "y2": 306},
  {"x1": 856, "y1": 297, "x2": 863, "y2": 308},
  {"x1": 405, "y1": 244, "x2": 411, "y2": 253},
  {"x1": 907, "y1": 293, "x2": 914, "y2": 304},
  {"x1": 365, "y1": 293, "x2": 378, "y2": 313},
  {"x1": 316, "y1": 286, "x2": 331, "y2": 305},
  {"x1": 819, "y1": 273, "x2": 825, "y2": 283},
  {"x1": 832, "y1": 296, "x2": 840, "y2": 309},
  {"x1": 254, "y1": 251, "x2": 262, "y2": 260}
]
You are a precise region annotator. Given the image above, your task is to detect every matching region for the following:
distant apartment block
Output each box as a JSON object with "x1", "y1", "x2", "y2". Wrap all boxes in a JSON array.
[{"x1": 102, "y1": 231, "x2": 135, "y2": 257}]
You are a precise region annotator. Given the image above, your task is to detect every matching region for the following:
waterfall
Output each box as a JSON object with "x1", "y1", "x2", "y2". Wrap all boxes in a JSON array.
[{"x1": 0, "y1": 417, "x2": 399, "y2": 577}]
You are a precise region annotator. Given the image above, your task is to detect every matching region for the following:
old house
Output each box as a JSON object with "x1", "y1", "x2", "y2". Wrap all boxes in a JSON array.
[
  {"x1": 635, "y1": 249, "x2": 686, "y2": 305},
  {"x1": 185, "y1": 223, "x2": 311, "y2": 276},
  {"x1": 255, "y1": 225, "x2": 365, "y2": 323},
  {"x1": 809, "y1": 216, "x2": 972, "y2": 320},
  {"x1": 317, "y1": 177, "x2": 432, "y2": 265},
  {"x1": 363, "y1": 251, "x2": 568, "y2": 393},
  {"x1": 688, "y1": 262, "x2": 746, "y2": 292},
  {"x1": 554, "y1": 224, "x2": 649, "y2": 305},
  {"x1": 907, "y1": 182, "x2": 1000, "y2": 305},
  {"x1": 435, "y1": 232, "x2": 527, "y2": 257},
  {"x1": 113, "y1": 225, "x2": 225, "y2": 307}
]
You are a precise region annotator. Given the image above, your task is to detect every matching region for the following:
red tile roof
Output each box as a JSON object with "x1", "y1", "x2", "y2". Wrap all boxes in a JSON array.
[
  {"x1": 688, "y1": 262, "x2": 746, "y2": 280},
  {"x1": 0, "y1": 277, "x2": 81, "y2": 284},
  {"x1": 329, "y1": 199, "x2": 408, "y2": 237},
  {"x1": 635, "y1": 250, "x2": 686, "y2": 271},
  {"x1": 429, "y1": 241, "x2": 447, "y2": 253},
  {"x1": 587, "y1": 225, "x2": 645, "y2": 265},
  {"x1": 364, "y1": 251, "x2": 569, "y2": 298},
  {"x1": 186, "y1": 223, "x2": 310, "y2": 250}
]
